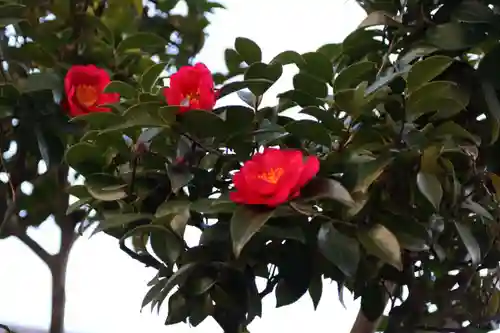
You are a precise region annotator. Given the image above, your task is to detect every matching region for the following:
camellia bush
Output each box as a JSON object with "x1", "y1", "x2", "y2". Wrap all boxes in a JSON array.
[
  {"x1": 64, "y1": 0, "x2": 500, "y2": 332},
  {"x1": 0, "y1": 1, "x2": 222, "y2": 333},
  {"x1": 5, "y1": 0, "x2": 500, "y2": 333}
]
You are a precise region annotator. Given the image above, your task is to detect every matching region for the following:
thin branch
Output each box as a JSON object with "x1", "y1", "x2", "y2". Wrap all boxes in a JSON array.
[
  {"x1": 182, "y1": 133, "x2": 224, "y2": 157},
  {"x1": 0, "y1": 199, "x2": 16, "y2": 238},
  {"x1": 119, "y1": 239, "x2": 164, "y2": 270},
  {"x1": 16, "y1": 231, "x2": 52, "y2": 265}
]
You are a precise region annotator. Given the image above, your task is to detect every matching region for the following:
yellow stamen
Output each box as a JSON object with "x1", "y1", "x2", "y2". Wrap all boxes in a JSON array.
[
  {"x1": 257, "y1": 167, "x2": 284, "y2": 184},
  {"x1": 76, "y1": 85, "x2": 98, "y2": 107}
]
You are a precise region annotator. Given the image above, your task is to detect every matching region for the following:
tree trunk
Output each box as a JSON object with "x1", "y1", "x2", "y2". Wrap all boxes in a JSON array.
[
  {"x1": 49, "y1": 222, "x2": 75, "y2": 333},
  {"x1": 49, "y1": 259, "x2": 67, "y2": 333}
]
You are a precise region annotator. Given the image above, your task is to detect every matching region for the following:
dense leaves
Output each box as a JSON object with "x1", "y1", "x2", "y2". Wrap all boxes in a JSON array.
[
  {"x1": 4, "y1": 0, "x2": 500, "y2": 332},
  {"x1": 59, "y1": 0, "x2": 500, "y2": 329}
]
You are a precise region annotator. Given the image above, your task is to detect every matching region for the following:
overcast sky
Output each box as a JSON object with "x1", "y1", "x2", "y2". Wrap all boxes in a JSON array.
[{"x1": 0, "y1": 1, "x2": 367, "y2": 332}]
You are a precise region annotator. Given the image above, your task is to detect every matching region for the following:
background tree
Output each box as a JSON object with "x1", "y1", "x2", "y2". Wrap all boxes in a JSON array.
[{"x1": 0, "y1": 1, "x2": 222, "y2": 333}]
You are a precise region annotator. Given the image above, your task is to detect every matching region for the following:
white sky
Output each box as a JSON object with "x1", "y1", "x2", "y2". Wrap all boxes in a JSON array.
[{"x1": 0, "y1": 1, "x2": 367, "y2": 332}]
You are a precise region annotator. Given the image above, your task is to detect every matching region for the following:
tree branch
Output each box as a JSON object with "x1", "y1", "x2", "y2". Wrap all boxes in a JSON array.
[{"x1": 16, "y1": 231, "x2": 52, "y2": 265}]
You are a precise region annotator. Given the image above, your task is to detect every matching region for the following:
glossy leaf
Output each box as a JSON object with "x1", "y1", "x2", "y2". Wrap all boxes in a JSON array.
[
  {"x1": 417, "y1": 172, "x2": 443, "y2": 211},
  {"x1": 358, "y1": 224, "x2": 403, "y2": 271},
  {"x1": 230, "y1": 206, "x2": 274, "y2": 257},
  {"x1": 318, "y1": 223, "x2": 360, "y2": 277}
]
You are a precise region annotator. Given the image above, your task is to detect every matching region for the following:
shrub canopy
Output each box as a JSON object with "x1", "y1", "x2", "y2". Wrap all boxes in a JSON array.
[{"x1": 5, "y1": 0, "x2": 500, "y2": 333}]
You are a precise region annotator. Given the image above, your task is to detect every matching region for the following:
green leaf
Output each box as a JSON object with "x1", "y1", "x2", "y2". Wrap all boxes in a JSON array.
[
  {"x1": 234, "y1": 37, "x2": 262, "y2": 65},
  {"x1": 237, "y1": 90, "x2": 258, "y2": 108},
  {"x1": 20, "y1": 72, "x2": 61, "y2": 93},
  {"x1": 95, "y1": 213, "x2": 153, "y2": 233},
  {"x1": 353, "y1": 155, "x2": 393, "y2": 193},
  {"x1": 230, "y1": 206, "x2": 274, "y2": 257},
  {"x1": 165, "y1": 291, "x2": 189, "y2": 325},
  {"x1": 478, "y1": 44, "x2": 500, "y2": 90},
  {"x1": 191, "y1": 198, "x2": 237, "y2": 214},
  {"x1": 180, "y1": 110, "x2": 225, "y2": 138},
  {"x1": 451, "y1": 0, "x2": 495, "y2": 23},
  {"x1": 461, "y1": 200, "x2": 494, "y2": 220},
  {"x1": 224, "y1": 48, "x2": 244, "y2": 72},
  {"x1": 116, "y1": 32, "x2": 167, "y2": 54},
  {"x1": 430, "y1": 121, "x2": 479, "y2": 144},
  {"x1": 301, "y1": 178, "x2": 355, "y2": 207},
  {"x1": 416, "y1": 172, "x2": 443, "y2": 211},
  {"x1": 334, "y1": 61, "x2": 377, "y2": 92},
  {"x1": 70, "y1": 111, "x2": 122, "y2": 130},
  {"x1": 0, "y1": 4, "x2": 26, "y2": 27},
  {"x1": 65, "y1": 142, "x2": 104, "y2": 169},
  {"x1": 454, "y1": 221, "x2": 481, "y2": 265},
  {"x1": 166, "y1": 165, "x2": 193, "y2": 194},
  {"x1": 222, "y1": 105, "x2": 255, "y2": 134},
  {"x1": 299, "y1": 106, "x2": 345, "y2": 134},
  {"x1": 316, "y1": 43, "x2": 342, "y2": 62},
  {"x1": 35, "y1": 125, "x2": 64, "y2": 168},
  {"x1": 360, "y1": 282, "x2": 386, "y2": 321},
  {"x1": 425, "y1": 22, "x2": 486, "y2": 51},
  {"x1": 301, "y1": 52, "x2": 333, "y2": 82},
  {"x1": 218, "y1": 79, "x2": 274, "y2": 99},
  {"x1": 358, "y1": 224, "x2": 403, "y2": 271},
  {"x1": 270, "y1": 50, "x2": 306, "y2": 67},
  {"x1": 489, "y1": 173, "x2": 500, "y2": 201},
  {"x1": 154, "y1": 263, "x2": 198, "y2": 310},
  {"x1": 365, "y1": 66, "x2": 409, "y2": 95},
  {"x1": 406, "y1": 81, "x2": 469, "y2": 121},
  {"x1": 140, "y1": 62, "x2": 168, "y2": 92},
  {"x1": 150, "y1": 225, "x2": 184, "y2": 264},
  {"x1": 88, "y1": 184, "x2": 128, "y2": 201},
  {"x1": 308, "y1": 274, "x2": 323, "y2": 310},
  {"x1": 244, "y1": 62, "x2": 282, "y2": 95},
  {"x1": 318, "y1": 223, "x2": 360, "y2": 277},
  {"x1": 83, "y1": 14, "x2": 114, "y2": 45},
  {"x1": 278, "y1": 90, "x2": 324, "y2": 108},
  {"x1": 275, "y1": 278, "x2": 307, "y2": 308},
  {"x1": 142, "y1": 280, "x2": 167, "y2": 309},
  {"x1": 481, "y1": 81, "x2": 500, "y2": 143},
  {"x1": 189, "y1": 294, "x2": 213, "y2": 327},
  {"x1": 358, "y1": 11, "x2": 402, "y2": 29},
  {"x1": 85, "y1": 174, "x2": 128, "y2": 201},
  {"x1": 155, "y1": 200, "x2": 191, "y2": 218},
  {"x1": 293, "y1": 72, "x2": 328, "y2": 98},
  {"x1": 406, "y1": 56, "x2": 454, "y2": 93},
  {"x1": 259, "y1": 224, "x2": 306, "y2": 243},
  {"x1": 104, "y1": 81, "x2": 136, "y2": 99},
  {"x1": 285, "y1": 119, "x2": 332, "y2": 147}
]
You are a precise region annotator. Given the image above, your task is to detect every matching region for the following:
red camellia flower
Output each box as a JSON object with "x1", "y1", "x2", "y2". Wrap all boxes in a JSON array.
[
  {"x1": 230, "y1": 148, "x2": 320, "y2": 207},
  {"x1": 163, "y1": 63, "x2": 216, "y2": 113},
  {"x1": 63, "y1": 65, "x2": 119, "y2": 117}
]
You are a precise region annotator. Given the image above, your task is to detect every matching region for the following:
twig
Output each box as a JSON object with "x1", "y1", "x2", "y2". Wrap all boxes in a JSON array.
[
  {"x1": 259, "y1": 274, "x2": 279, "y2": 299},
  {"x1": 182, "y1": 133, "x2": 224, "y2": 157},
  {"x1": 0, "y1": 199, "x2": 16, "y2": 238},
  {"x1": 119, "y1": 239, "x2": 164, "y2": 270},
  {"x1": 376, "y1": 37, "x2": 398, "y2": 77}
]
